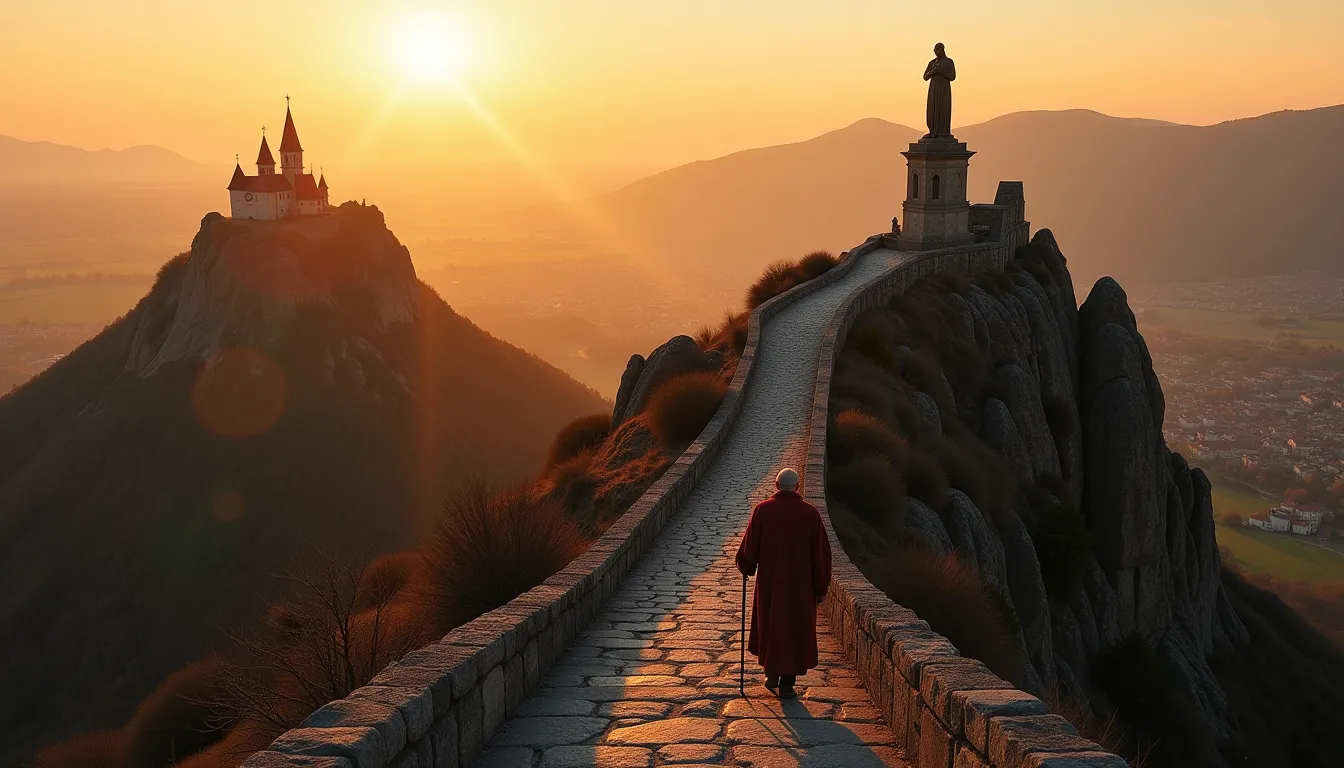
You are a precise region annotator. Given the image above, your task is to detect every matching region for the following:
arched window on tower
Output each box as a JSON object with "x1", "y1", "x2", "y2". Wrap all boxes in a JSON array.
[
  {"x1": 912, "y1": 173, "x2": 920, "y2": 199},
  {"x1": 932, "y1": 175, "x2": 941, "y2": 200}
]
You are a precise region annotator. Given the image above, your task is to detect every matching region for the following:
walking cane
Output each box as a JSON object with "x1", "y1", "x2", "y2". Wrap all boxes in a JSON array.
[{"x1": 739, "y1": 572, "x2": 748, "y2": 697}]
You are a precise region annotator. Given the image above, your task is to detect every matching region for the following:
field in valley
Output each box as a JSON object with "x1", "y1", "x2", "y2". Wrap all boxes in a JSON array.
[{"x1": 1212, "y1": 485, "x2": 1344, "y2": 582}]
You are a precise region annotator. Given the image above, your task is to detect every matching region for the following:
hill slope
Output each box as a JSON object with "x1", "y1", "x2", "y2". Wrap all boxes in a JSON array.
[
  {"x1": 0, "y1": 135, "x2": 208, "y2": 185},
  {"x1": 536, "y1": 106, "x2": 1344, "y2": 291},
  {"x1": 0, "y1": 203, "x2": 607, "y2": 763}
]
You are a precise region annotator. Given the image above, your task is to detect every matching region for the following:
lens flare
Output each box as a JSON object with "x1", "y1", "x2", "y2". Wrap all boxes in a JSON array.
[{"x1": 191, "y1": 348, "x2": 288, "y2": 438}]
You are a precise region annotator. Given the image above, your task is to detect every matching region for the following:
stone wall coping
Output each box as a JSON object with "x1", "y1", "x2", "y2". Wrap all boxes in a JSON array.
[
  {"x1": 803, "y1": 207, "x2": 1123, "y2": 767},
  {"x1": 244, "y1": 237, "x2": 887, "y2": 768}
]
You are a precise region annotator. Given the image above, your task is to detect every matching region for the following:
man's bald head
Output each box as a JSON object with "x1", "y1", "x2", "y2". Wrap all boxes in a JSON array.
[{"x1": 776, "y1": 468, "x2": 800, "y2": 492}]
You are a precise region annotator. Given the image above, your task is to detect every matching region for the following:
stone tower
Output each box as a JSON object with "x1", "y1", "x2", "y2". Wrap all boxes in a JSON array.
[{"x1": 895, "y1": 136, "x2": 976, "y2": 251}]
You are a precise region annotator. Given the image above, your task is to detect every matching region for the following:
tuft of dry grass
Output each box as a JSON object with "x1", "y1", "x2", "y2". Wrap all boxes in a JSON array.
[
  {"x1": 29, "y1": 730, "x2": 125, "y2": 768},
  {"x1": 355, "y1": 552, "x2": 418, "y2": 611},
  {"x1": 207, "y1": 552, "x2": 438, "y2": 747},
  {"x1": 829, "y1": 454, "x2": 906, "y2": 530},
  {"x1": 550, "y1": 448, "x2": 599, "y2": 514},
  {"x1": 746, "y1": 260, "x2": 799, "y2": 309},
  {"x1": 1044, "y1": 686, "x2": 1137, "y2": 766},
  {"x1": 421, "y1": 479, "x2": 588, "y2": 632},
  {"x1": 745, "y1": 251, "x2": 840, "y2": 309},
  {"x1": 851, "y1": 324, "x2": 901, "y2": 376},
  {"x1": 830, "y1": 409, "x2": 908, "y2": 467},
  {"x1": 546, "y1": 413, "x2": 611, "y2": 469},
  {"x1": 798, "y1": 250, "x2": 840, "y2": 280},
  {"x1": 122, "y1": 656, "x2": 230, "y2": 766},
  {"x1": 646, "y1": 370, "x2": 727, "y2": 448},
  {"x1": 869, "y1": 541, "x2": 1022, "y2": 684}
]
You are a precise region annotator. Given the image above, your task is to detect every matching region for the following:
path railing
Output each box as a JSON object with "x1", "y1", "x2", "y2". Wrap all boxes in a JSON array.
[
  {"x1": 241, "y1": 233, "x2": 884, "y2": 768},
  {"x1": 804, "y1": 228, "x2": 1125, "y2": 767},
  {"x1": 244, "y1": 180, "x2": 1124, "y2": 768}
]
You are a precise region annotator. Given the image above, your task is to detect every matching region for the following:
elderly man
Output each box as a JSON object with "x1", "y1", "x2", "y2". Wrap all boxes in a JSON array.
[{"x1": 735, "y1": 468, "x2": 833, "y2": 698}]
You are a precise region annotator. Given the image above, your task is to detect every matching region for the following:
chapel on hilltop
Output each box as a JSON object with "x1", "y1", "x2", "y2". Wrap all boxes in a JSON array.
[{"x1": 227, "y1": 103, "x2": 330, "y2": 220}]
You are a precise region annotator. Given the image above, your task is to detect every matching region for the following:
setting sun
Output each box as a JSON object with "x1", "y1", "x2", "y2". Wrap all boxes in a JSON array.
[{"x1": 393, "y1": 13, "x2": 470, "y2": 84}]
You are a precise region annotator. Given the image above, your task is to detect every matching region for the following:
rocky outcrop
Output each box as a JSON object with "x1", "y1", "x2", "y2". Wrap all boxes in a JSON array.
[
  {"x1": 828, "y1": 229, "x2": 1264, "y2": 765},
  {"x1": 128, "y1": 204, "x2": 421, "y2": 376},
  {"x1": 609, "y1": 336, "x2": 724, "y2": 428}
]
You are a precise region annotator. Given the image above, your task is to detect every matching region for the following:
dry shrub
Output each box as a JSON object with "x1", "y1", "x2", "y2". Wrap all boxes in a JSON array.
[
  {"x1": 546, "y1": 413, "x2": 611, "y2": 468},
  {"x1": 175, "y1": 726, "x2": 276, "y2": 768},
  {"x1": 719, "y1": 311, "x2": 749, "y2": 355},
  {"x1": 829, "y1": 502, "x2": 892, "y2": 568},
  {"x1": 551, "y1": 449, "x2": 599, "y2": 513},
  {"x1": 210, "y1": 553, "x2": 437, "y2": 745},
  {"x1": 832, "y1": 355, "x2": 903, "y2": 422},
  {"x1": 852, "y1": 324, "x2": 900, "y2": 375},
  {"x1": 901, "y1": 348, "x2": 946, "y2": 400},
  {"x1": 798, "y1": 250, "x2": 840, "y2": 279},
  {"x1": 421, "y1": 479, "x2": 588, "y2": 631},
  {"x1": 356, "y1": 552, "x2": 419, "y2": 610},
  {"x1": 647, "y1": 370, "x2": 726, "y2": 448},
  {"x1": 830, "y1": 409, "x2": 907, "y2": 466},
  {"x1": 1044, "y1": 686, "x2": 1134, "y2": 765},
  {"x1": 829, "y1": 454, "x2": 905, "y2": 529},
  {"x1": 903, "y1": 449, "x2": 950, "y2": 510},
  {"x1": 121, "y1": 656, "x2": 230, "y2": 766},
  {"x1": 870, "y1": 541, "x2": 1021, "y2": 684},
  {"x1": 692, "y1": 324, "x2": 717, "y2": 350},
  {"x1": 746, "y1": 260, "x2": 799, "y2": 309},
  {"x1": 29, "y1": 730, "x2": 125, "y2": 768}
]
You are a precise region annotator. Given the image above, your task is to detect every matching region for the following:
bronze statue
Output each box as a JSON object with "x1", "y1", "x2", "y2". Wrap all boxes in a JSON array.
[{"x1": 923, "y1": 43, "x2": 956, "y2": 139}]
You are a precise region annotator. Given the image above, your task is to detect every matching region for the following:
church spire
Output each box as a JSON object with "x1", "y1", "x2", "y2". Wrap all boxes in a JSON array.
[
  {"x1": 279, "y1": 97, "x2": 304, "y2": 184},
  {"x1": 255, "y1": 133, "x2": 276, "y2": 175},
  {"x1": 280, "y1": 99, "x2": 303, "y2": 153}
]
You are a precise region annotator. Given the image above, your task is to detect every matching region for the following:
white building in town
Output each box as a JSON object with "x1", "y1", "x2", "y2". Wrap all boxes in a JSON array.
[{"x1": 227, "y1": 102, "x2": 329, "y2": 220}]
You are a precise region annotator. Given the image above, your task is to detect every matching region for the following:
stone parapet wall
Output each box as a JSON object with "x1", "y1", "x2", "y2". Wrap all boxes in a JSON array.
[
  {"x1": 804, "y1": 230, "x2": 1126, "y2": 768},
  {"x1": 240, "y1": 236, "x2": 888, "y2": 768}
]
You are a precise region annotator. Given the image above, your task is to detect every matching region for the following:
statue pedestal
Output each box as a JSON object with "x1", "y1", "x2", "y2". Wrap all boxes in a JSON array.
[{"x1": 895, "y1": 137, "x2": 976, "y2": 252}]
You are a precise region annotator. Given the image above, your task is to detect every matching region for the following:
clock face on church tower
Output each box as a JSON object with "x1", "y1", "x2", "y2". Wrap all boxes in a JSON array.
[{"x1": 244, "y1": 192, "x2": 254, "y2": 202}]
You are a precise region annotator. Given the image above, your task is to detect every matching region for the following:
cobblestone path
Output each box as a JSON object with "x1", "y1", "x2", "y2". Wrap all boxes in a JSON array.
[{"x1": 474, "y1": 248, "x2": 909, "y2": 768}]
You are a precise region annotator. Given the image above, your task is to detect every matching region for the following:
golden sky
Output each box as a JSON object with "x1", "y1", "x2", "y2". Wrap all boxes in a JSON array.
[{"x1": 2, "y1": 0, "x2": 1342, "y2": 170}]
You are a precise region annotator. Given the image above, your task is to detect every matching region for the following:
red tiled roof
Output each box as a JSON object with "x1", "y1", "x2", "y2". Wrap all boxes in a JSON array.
[
  {"x1": 228, "y1": 171, "x2": 293, "y2": 193},
  {"x1": 280, "y1": 106, "x2": 303, "y2": 153},
  {"x1": 226, "y1": 163, "x2": 248, "y2": 191},
  {"x1": 293, "y1": 173, "x2": 320, "y2": 201},
  {"x1": 256, "y1": 136, "x2": 275, "y2": 166},
  {"x1": 317, "y1": 174, "x2": 328, "y2": 192}
]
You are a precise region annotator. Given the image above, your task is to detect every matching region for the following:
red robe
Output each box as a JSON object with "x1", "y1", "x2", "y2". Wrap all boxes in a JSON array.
[{"x1": 735, "y1": 490, "x2": 833, "y2": 676}]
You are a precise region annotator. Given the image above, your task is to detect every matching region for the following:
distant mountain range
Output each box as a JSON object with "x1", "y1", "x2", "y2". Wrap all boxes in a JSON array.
[
  {"x1": 521, "y1": 106, "x2": 1344, "y2": 291},
  {"x1": 0, "y1": 134, "x2": 209, "y2": 184}
]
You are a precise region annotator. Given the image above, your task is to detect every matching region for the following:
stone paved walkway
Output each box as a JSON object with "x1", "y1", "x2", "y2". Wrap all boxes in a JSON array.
[{"x1": 473, "y1": 248, "x2": 909, "y2": 768}]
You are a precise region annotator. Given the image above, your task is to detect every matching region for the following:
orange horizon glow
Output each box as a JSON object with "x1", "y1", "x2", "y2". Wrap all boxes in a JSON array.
[{"x1": 2, "y1": 1, "x2": 1342, "y2": 174}]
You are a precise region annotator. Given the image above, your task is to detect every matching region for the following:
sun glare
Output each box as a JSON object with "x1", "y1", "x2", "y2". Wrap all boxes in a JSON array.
[{"x1": 394, "y1": 14, "x2": 470, "y2": 84}]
